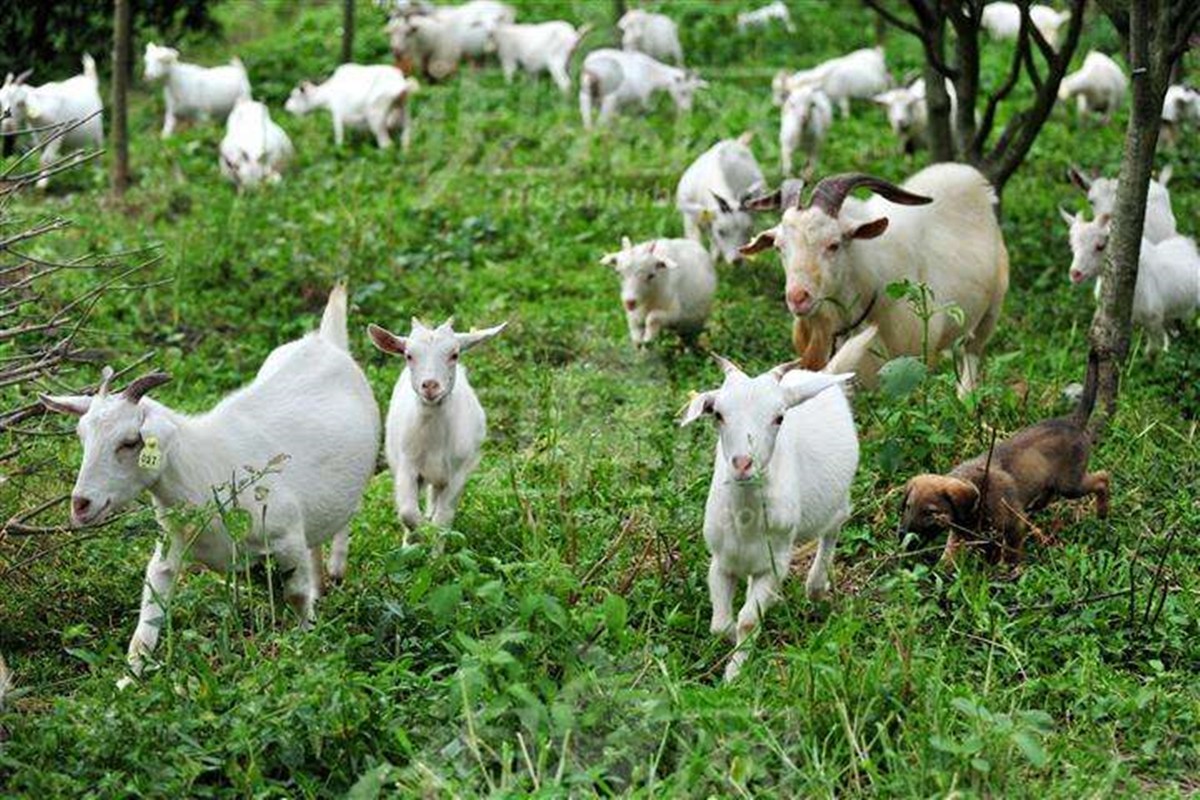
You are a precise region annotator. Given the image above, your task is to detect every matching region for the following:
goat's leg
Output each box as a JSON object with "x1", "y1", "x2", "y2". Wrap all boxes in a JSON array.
[
  {"x1": 36, "y1": 137, "x2": 63, "y2": 189},
  {"x1": 326, "y1": 526, "x2": 350, "y2": 582},
  {"x1": 393, "y1": 467, "x2": 422, "y2": 545},
  {"x1": 122, "y1": 530, "x2": 189, "y2": 685},
  {"x1": 549, "y1": 61, "x2": 571, "y2": 94},
  {"x1": 707, "y1": 558, "x2": 738, "y2": 641},
  {"x1": 331, "y1": 113, "x2": 346, "y2": 147},
  {"x1": 805, "y1": 507, "x2": 847, "y2": 601},
  {"x1": 725, "y1": 570, "x2": 783, "y2": 681},
  {"x1": 431, "y1": 460, "x2": 476, "y2": 529},
  {"x1": 273, "y1": 527, "x2": 319, "y2": 628},
  {"x1": 161, "y1": 95, "x2": 177, "y2": 138}
]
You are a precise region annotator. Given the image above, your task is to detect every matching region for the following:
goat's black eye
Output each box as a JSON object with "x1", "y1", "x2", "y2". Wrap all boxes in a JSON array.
[
  {"x1": 826, "y1": 241, "x2": 840, "y2": 253},
  {"x1": 449, "y1": 351, "x2": 459, "y2": 362},
  {"x1": 118, "y1": 437, "x2": 141, "y2": 451},
  {"x1": 713, "y1": 411, "x2": 724, "y2": 424},
  {"x1": 773, "y1": 414, "x2": 784, "y2": 426}
]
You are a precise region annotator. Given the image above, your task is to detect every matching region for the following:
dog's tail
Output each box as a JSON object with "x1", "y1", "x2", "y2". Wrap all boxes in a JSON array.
[{"x1": 1073, "y1": 349, "x2": 1100, "y2": 426}]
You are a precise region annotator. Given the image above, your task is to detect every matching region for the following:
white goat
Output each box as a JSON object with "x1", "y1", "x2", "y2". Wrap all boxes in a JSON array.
[
  {"x1": 737, "y1": 2, "x2": 795, "y2": 32},
  {"x1": 617, "y1": 9, "x2": 683, "y2": 65},
  {"x1": 367, "y1": 318, "x2": 506, "y2": 543},
  {"x1": 1068, "y1": 165, "x2": 1177, "y2": 244},
  {"x1": 40, "y1": 285, "x2": 381, "y2": 682},
  {"x1": 872, "y1": 77, "x2": 958, "y2": 154},
  {"x1": 0, "y1": 55, "x2": 103, "y2": 189},
  {"x1": 779, "y1": 85, "x2": 833, "y2": 174},
  {"x1": 219, "y1": 98, "x2": 293, "y2": 188},
  {"x1": 676, "y1": 133, "x2": 766, "y2": 264},
  {"x1": 682, "y1": 358, "x2": 858, "y2": 681},
  {"x1": 286, "y1": 64, "x2": 419, "y2": 149},
  {"x1": 600, "y1": 236, "x2": 716, "y2": 345},
  {"x1": 579, "y1": 48, "x2": 706, "y2": 129},
  {"x1": 1063, "y1": 211, "x2": 1200, "y2": 354},
  {"x1": 488, "y1": 21, "x2": 592, "y2": 93},
  {"x1": 1030, "y1": 5, "x2": 1071, "y2": 47},
  {"x1": 387, "y1": 0, "x2": 515, "y2": 80},
  {"x1": 143, "y1": 43, "x2": 251, "y2": 138},
  {"x1": 981, "y1": 3, "x2": 1070, "y2": 46},
  {"x1": 1058, "y1": 51, "x2": 1127, "y2": 120},
  {"x1": 1161, "y1": 85, "x2": 1200, "y2": 144},
  {"x1": 771, "y1": 47, "x2": 890, "y2": 116},
  {"x1": 740, "y1": 165, "x2": 1010, "y2": 395}
]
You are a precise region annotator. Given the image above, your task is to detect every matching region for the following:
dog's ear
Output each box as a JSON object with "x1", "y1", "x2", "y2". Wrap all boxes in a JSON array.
[{"x1": 941, "y1": 479, "x2": 981, "y2": 524}]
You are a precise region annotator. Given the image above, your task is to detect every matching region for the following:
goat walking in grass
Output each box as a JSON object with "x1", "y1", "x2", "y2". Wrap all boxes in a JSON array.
[
  {"x1": 41, "y1": 285, "x2": 379, "y2": 684},
  {"x1": 368, "y1": 318, "x2": 506, "y2": 545},
  {"x1": 682, "y1": 357, "x2": 858, "y2": 681}
]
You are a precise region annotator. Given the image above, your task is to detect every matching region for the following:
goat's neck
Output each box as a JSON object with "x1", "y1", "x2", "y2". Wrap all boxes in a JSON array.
[{"x1": 145, "y1": 402, "x2": 226, "y2": 511}]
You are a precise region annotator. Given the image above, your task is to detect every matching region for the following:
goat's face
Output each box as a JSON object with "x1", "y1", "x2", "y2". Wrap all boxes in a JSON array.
[
  {"x1": 0, "y1": 78, "x2": 29, "y2": 133},
  {"x1": 284, "y1": 83, "x2": 318, "y2": 115},
  {"x1": 143, "y1": 44, "x2": 179, "y2": 82},
  {"x1": 667, "y1": 72, "x2": 706, "y2": 112},
  {"x1": 742, "y1": 207, "x2": 888, "y2": 317},
  {"x1": 387, "y1": 18, "x2": 416, "y2": 54},
  {"x1": 874, "y1": 88, "x2": 918, "y2": 135},
  {"x1": 368, "y1": 319, "x2": 506, "y2": 406},
  {"x1": 601, "y1": 239, "x2": 677, "y2": 319},
  {"x1": 40, "y1": 373, "x2": 175, "y2": 527},
  {"x1": 1063, "y1": 209, "x2": 1109, "y2": 284},
  {"x1": 682, "y1": 360, "x2": 851, "y2": 483}
]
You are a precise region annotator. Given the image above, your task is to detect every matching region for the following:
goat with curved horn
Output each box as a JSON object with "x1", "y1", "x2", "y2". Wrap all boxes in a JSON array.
[
  {"x1": 121, "y1": 372, "x2": 172, "y2": 404},
  {"x1": 808, "y1": 173, "x2": 933, "y2": 217}
]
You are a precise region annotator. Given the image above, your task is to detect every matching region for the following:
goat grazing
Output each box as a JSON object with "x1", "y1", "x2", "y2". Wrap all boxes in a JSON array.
[
  {"x1": 740, "y1": 165, "x2": 1010, "y2": 395},
  {"x1": 771, "y1": 47, "x2": 890, "y2": 116},
  {"x1": 219, "y1": 98, "x2": 293, "y2": 188},
  {"x1": 779, "y1": 85, "x2": 833, "y2": 175},
  {"x1": 676, "y1": 133, "x2": 766, "y2": 264},
  {"x1": 617, "y1": 9, "x2": 683, "y2": 65},
  {"x1": 1058, "y1": 51, "x2": 1126, "y2": 120},
  {"x1": 737, "y1": 2, "x2": 795, "y2": 32},
  {"x1": 579, "y1": 48, "x2": 706, "y2": 129},
  {"x1": 387, "y1": 1, "x2": 515, "y2": 80},
  {"x1": 981, "y1": 3, "x2": 1071, "y2": 46},
  {"x1": 143, "y1": 43, "x2": 251, "y2": 138},
  {"x1": 1063, "y1": 210, "x2": 1200, "y2": 354},
  {"x1": 1068, "y1": 165, "x2": 1176, "y2": 244},
  {"x1": 488, "y1": 21, "x2": 592, "y2": 93},
  {"x1": 900, "y1": 360, "x2": 1107, "y2": 566},
  {"x1": 368, "y1": 318, "x2": 506, "y2": 543},
  {"x1": 40, "y1": 285, "x2": 381, "y2": 683},
  {"x1": 600, "y1": 236, "x2": 716, "y2": 345},
  {"x1": 286, "y1": 64, "x2": 419, "y2": 149},
  {"x1": 682, "y1": 358, "x2": 858, "y2": 681},
  {"x1": 0, "y1": 55, "x2": 103, "y2": 189}
]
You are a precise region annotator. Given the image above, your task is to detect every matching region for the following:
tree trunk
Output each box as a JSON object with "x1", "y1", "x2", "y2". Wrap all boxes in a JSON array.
[
  {"x1": 1087, "y1": 0, "x2": 1176, "y2": 432},
  {"x1": 922, "y1": 16, "x2": 955, "y2": 162},
  {"x1": 341, "y1": 0, "x2": 356, "y2": 64},
  {"x1": 111, "y1": 0, "x2": 131, "y2": 198}
]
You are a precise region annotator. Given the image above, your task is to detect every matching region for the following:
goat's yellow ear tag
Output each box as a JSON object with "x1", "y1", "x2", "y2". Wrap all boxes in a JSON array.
[
  {"x1": 139, "y1": 436, "x2": 163, "y2": 471},
  {"x1": 698, "y1": 209, "x2": 715, "y2": 225}
]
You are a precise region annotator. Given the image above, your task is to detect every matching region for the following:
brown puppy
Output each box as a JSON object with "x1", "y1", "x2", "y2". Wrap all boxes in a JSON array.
[{"x1": 898, "y1": 363, "x2": 1109, "y2": 565}]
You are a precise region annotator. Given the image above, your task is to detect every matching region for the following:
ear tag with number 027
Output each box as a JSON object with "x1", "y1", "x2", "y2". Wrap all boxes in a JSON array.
[{"x1": 138, "y1": 436, "x2": 163, "y2": 471}]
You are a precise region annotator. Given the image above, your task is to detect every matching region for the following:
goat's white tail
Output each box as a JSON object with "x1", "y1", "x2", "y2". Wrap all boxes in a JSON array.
[
  {"x1": 319, "y1": 282, "x2": 350, "y2": 351},
  {"x1": 81, "y1": 53, "x2": 97, "y2": 82}
]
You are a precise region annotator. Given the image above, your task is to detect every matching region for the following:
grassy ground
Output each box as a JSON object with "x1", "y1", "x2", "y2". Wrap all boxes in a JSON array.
[{"x1": 1, "y1": 1, "x2": 1198, "y2": 796}]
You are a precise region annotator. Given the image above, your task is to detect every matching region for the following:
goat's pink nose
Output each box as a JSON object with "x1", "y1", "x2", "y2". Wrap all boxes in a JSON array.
[
  {"x1": 731, "y1": 455, "x2": 753, "y2": 474},
  {"x1": 421, "y1": 380, "x2": 441, "y2": 396},
  {"x1": 1069, "y1": 270, "x2": 1083, "y2": 284},
  {"x1": 71, "y1": 495, "x2": 92, "y2": 520},
  {"x1": 786, "y1": 286, "x2": 813, "y2": 315},
  {"x1": 623, "y1": 299, "x2": 637, "y2": 311}
]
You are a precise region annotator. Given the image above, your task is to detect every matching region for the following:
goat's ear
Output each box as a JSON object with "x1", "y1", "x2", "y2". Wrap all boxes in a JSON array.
[
  {"x1": 367, "y1": 323, "x2": 407, "y2": 355},
  {"x1": 679, "y1": 390, "x2": 716, "y2": 426},
  {"x1": 847, "y1": 217, "x2": 888, "y2": 240},
  {"x1": 941, "y1": 479, "x2": 980, "y2": 522},
  {"x1": 455, "y1": 322, "x2": 506, "y2": 352},
  {"x1": 599, "y1": 251, "x2": 622, "y2": 268},
  {"x1": 739, "y1": 227, "x2": 777, "y2": 257},
  {"x1": 620, "y1": 235, "x2": 632, "y2": 251},
  {"x1": 780, "y1": 371, "x2": 852, "y2": 407},
  {"x1": 40, "y1": 394, "x2": 92, "y2": 416}
]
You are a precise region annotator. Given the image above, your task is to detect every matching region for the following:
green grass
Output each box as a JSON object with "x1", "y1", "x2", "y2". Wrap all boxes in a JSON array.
[{"x1": 2, "y1": 1, "x2": 1199, "y2": 796}]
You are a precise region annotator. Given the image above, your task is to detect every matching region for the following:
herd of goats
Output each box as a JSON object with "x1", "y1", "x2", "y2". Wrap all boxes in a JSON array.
[{"x1": 4, "y1": 1, "x2": 1199, "y2": 682}]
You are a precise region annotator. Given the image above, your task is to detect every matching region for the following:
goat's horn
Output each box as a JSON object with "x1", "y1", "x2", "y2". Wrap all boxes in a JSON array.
[
  {"x1": 97, "y1": 366, "x2": 115, "y2": 397},
  {"x1": 809, "y1": 173, "x2": 932, "y2": 217},
  {"x1": 122, "y1": 371, "x2": 171, "y2": 403}
]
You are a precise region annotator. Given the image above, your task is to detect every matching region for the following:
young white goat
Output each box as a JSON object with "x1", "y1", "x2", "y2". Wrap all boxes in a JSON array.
[
  {"x1": 737, "y1": 2, "x2": 795, "y2": 32},
  {"x1": 0, "y1": 55, "x2": 103, "y2": 189},
  {"x1": 1161, "y1": 85, "x2": 1200, "y2": 144},
  {"x1": 143, "y1": 43, "x2": 251, "y2": 138},
  {"x1": 779, "y1": 85, "x2": 833, "y2": 175},
  {"x1": 40, "y1": 285, "x2": 381, "y2": 683},
  {"x1": 601, "y1": 236, "x2": 716, "y2": 345},
  {"x1": 872, "y1": 77, "x2": 958, "y2": 155},
  {"x1": 488, "y1": 21, "x2": 592, "y2": 93},
  {"x1": 1068, "y1": 165, "x2": 1176, "y2": 244},
  {"x1": 219, "y1": 98, "x2": 293, "y2": 188},
  {"x1": 617, "y1": 9, "x2": 684, "y2": 65},
  {"x1": 682, "y1": 358, "x2": 858, "y2": 681},
  {"x1": 676, "y1": 133, "x2": 766, "y2": 264},
  {"x1": 1058, "y1": 51, "x2": 1126, "y2": 120},
  {"x1": 1063, "y1": 211, "x2": 1200, "y2": 354},
  {"x1": 286, "y1": 64, "x2": 419, "y2": 149},
  {"x1": 387, "y1": 1, "x2": 516, "y2": 80},
  {"x1": 368, "y1": 318, "x2": 506, "y2": 543},
  {"x1": 579, "y1": 48, "x2": 706, "y2": 129},
  {"x1": 771, "y1": 47, "x2": 890, "y2": 116}
]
